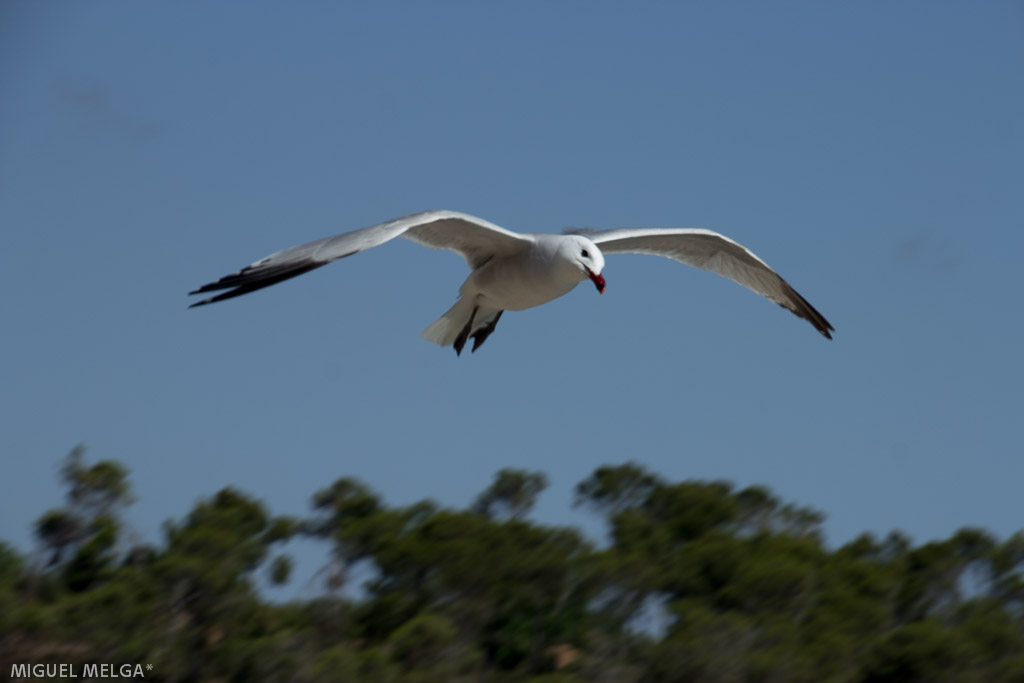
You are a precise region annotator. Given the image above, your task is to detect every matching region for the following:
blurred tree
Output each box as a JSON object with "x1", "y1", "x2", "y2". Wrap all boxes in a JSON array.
[
  {"x1": 60, "y1": 444, "x2": 135, "y2": 518},
  {"x1": 267, "y1": 555, "x2": 293, "y2": 587},
  {"x1": 306, "y1": 476, "x2": 385, "y2": 592},
  {"x1": 574, "y1": 462, "x2": 662, "y2": 515},
  {"x1": 4, "y1": 453, "x2": 1024, "y2": 682},
  {"x1": 33, "y1": 446, "x2": 134, "y2": 589},
  {"x1": 472, "y1": 468, "x2": 549, "y2": 520},
  {"x1": 34, "y1": 509, "x2": 82, "y2": 567}
]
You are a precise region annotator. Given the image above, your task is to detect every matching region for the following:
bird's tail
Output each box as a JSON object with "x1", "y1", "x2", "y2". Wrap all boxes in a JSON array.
[
  {"x1": 422, "y1": 299, "x2": 503, "y2": 354},
  {"x1": 421, "y1": 298, "x2": 477, "y2": 348}
]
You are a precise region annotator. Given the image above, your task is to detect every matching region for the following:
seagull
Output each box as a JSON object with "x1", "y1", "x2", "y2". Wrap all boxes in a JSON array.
[{"x1": 189, "y1": 209, "x2": 833, "y2": 354}]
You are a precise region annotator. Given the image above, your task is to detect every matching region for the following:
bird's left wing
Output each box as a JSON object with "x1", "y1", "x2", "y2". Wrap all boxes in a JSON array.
[
  {"x1": 189, "y1": 210, "x2": 530, "y2": 307},
  {"x1": 568, "y1": 227, "x2": 834, "y2": 339}
]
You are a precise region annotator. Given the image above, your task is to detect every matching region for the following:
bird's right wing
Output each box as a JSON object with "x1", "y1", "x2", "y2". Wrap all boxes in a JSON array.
[{"x1": 188, "y1": 210, "x2": 531, "y2": 307}]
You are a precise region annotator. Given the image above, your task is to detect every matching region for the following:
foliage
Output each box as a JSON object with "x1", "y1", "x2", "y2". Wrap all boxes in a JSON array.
[{"x1": 2, "y1": 454, "x2": 1023, "y2": 682}]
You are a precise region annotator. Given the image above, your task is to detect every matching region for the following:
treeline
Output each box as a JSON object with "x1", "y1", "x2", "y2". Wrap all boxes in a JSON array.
[{"x1": 2, "y1": 447, "x2": 1023, "y2": 682}]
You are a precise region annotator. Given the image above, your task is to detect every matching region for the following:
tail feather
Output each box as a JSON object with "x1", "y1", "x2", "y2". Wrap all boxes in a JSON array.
[
  {"x1": 421, "y1": 300, "x2": 502, "y2": 352},
  {"x1": 421, "y1": 299, "x2": 476, "y2": 347}
]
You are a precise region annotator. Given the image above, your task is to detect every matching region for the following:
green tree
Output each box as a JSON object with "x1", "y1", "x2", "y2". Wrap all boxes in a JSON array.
[
  {"x1": 472, "y1": 468, "x2": 549, "y2": 520},
  {"x1": 33, "y1": 446, "x2": 134, "y2": 590},
  {"x1": 5, "y1": 452, "x2": 1024, "y2": 682}
]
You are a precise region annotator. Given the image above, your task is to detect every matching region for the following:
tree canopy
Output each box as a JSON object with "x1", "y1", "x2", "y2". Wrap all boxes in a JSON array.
[{"x1": 2, "y1": 449, "x2": 1022, "y2": 682}]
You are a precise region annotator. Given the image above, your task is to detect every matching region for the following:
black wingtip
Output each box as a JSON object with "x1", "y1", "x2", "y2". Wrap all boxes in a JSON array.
[
  {"x1": 780, "y1": 284, "x2": 834, "y2": 340},
  {"x1": 809, "y1": 309, "x2": 835, "y2": 340},
  {"x1": 805, "y1": 312, "x2": 834, "y2": 340},
  {"x1": 187, "y1": 262, "x2": 329, "y2": 309}
]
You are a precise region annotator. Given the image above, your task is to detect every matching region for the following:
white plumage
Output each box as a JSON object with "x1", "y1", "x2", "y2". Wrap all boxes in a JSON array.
[{"x1": 190, "y1": 210, "x2": 833, "y2": 354}]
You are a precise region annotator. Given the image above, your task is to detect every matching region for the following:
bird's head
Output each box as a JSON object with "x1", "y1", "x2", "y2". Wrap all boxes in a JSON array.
[{"x1": 565, "y1": 235, "x2": 605, "y2": 294}]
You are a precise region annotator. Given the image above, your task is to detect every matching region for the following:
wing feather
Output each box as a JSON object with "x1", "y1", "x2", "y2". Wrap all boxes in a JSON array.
[
  {"x1": 188, "y1": 210, "x2": 530, "y2": 307},
  {"x1": 570, "y1": 227, "x2": 834, "y2": 339}
]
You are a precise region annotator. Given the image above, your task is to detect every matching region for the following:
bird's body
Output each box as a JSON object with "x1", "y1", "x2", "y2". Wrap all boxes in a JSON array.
[
  {"x1": 466, "y1": 235, "x2": 603, "y2": 311},
  {"x1": 190, "y1": 210, "x2": 833, "y2": 354}
]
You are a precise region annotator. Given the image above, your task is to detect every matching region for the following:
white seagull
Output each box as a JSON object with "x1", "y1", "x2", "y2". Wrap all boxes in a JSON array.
[{"x1": 189, "y1": 210, "x2": 833, "y2": 354}]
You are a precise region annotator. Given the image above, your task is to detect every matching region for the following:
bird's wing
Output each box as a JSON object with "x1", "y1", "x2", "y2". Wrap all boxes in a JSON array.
[
  {"x1": 569, "y1": 227, "x2": 834, "y2": 339},
  {"x1": 189, "y1": 210, "x2": 531, "y2": 307}
]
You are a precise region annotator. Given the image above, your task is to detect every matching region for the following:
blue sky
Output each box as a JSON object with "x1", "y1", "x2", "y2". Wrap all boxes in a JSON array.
[{"x1": 2, "y1": 2, "x2": 1022, "y2": 592}]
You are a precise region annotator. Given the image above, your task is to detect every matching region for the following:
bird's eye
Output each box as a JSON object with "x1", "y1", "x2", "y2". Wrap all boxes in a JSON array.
[{"x1": 581, "y1": 249, "x2": 589, "y2": 258}]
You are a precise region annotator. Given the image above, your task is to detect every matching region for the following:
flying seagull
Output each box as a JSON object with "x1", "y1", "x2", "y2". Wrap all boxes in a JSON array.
[{"x1": 189, "y1": 209, "x2": 833, "y2": 354}]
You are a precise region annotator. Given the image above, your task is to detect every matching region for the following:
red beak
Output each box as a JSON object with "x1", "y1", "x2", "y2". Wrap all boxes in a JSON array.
[{"x1": 587, "y1": 269, "x2": 606, "y2": 294}]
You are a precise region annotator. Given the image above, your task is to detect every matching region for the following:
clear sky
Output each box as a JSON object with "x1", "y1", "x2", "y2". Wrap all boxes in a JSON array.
[{"x1": 2, "y1": 2, "x2": 1022, "y2": 590}]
